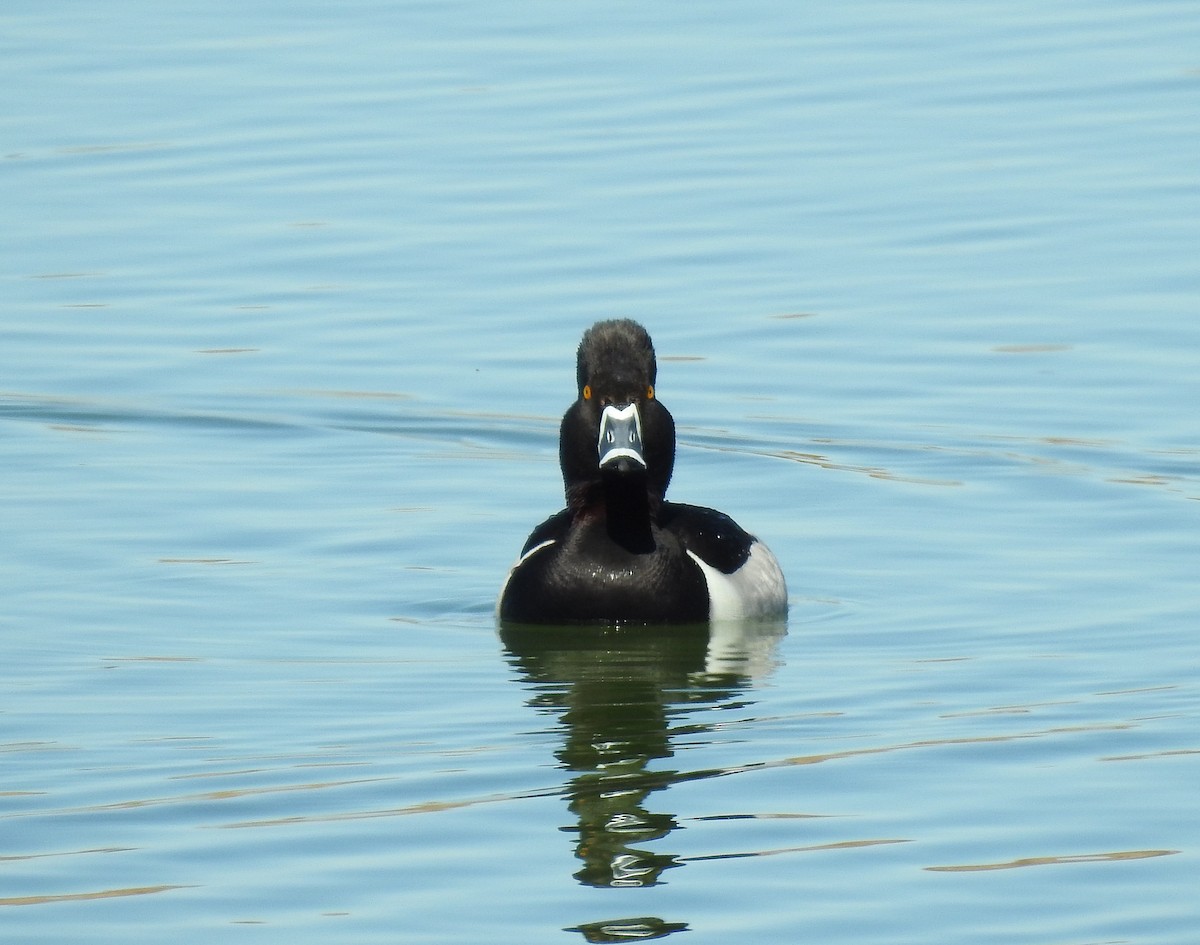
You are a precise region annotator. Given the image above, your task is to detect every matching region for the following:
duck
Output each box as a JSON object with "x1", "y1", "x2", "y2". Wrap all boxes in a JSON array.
[{"x1": 498, "y1": 319, "x2": 787, "y2": 625}]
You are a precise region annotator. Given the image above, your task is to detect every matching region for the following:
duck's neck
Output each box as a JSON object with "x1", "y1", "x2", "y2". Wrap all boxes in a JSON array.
[{"x1": 601, "y1": 472, "x2": 656, "y2": 554}]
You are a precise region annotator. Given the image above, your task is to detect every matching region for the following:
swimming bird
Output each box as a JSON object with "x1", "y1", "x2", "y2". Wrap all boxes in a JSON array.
[{"x1": 498, "y1": 319, "x2": 787, "y2": 625}]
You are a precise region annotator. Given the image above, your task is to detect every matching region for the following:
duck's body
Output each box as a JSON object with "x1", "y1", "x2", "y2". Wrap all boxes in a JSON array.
[{"x1": 498, "y1": 319, "x2": 787, "y2": 625}]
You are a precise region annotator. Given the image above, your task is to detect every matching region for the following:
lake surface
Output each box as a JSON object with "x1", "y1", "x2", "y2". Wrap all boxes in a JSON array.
[{"x1": 3, "y1": 1, "x2": 1198, "y2": 942}]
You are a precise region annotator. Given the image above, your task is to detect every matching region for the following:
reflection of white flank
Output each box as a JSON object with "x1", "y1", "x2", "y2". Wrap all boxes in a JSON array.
[{"x1": 705, "y1": 615, "x2": 788, "y2": 680}]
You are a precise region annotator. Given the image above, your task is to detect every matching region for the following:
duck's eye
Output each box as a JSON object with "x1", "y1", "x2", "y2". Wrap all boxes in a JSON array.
[
  {"x1": 646, "y1": 385, "x2": 654, "y2": 400},
  {"x1": 582, "y1": 384, "x2": 592, "y2": 400}
]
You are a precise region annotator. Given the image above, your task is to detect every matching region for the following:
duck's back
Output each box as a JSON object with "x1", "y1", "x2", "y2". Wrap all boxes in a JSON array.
[
  {"x1": 659, "y1": 502, "x2": 754, "y2": 574},
  {"x1": 661, "y1": 502, "x2": 788, "y2": 622}
]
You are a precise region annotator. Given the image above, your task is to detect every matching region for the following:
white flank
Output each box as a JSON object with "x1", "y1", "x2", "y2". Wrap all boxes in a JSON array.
[{"x1": 687, "y1": 542, "x2": 788, "y2": 622}]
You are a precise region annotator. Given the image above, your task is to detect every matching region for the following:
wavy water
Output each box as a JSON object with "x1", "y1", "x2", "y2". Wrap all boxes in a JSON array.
[{"x1": 3, "y1": 1, "x2": 1199, "y2": 943}]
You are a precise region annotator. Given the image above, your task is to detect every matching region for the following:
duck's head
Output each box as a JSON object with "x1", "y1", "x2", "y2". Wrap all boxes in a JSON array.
[{"x1": 559, "y1": 319, "x2": 676, "y2": 509}]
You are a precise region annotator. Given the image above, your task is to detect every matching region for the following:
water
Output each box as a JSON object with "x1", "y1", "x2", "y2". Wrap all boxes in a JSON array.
[{"x1": 3, "y1": 1, "x2": 1198, "y2": 941}]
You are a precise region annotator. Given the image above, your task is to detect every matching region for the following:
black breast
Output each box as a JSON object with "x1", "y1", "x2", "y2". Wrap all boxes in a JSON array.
[{"x1": 499, "y1": 519, "x2": 709, "y2": 625}]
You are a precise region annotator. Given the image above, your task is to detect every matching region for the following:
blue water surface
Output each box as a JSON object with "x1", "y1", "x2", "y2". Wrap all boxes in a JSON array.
[{"x1": 2, "y1": 1, "x2": 1198, "y2": 942}]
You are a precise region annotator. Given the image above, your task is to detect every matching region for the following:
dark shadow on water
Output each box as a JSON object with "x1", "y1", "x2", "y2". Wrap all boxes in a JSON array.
[
  {"x1": 500, "y1": 617, "x2": 785, "y2": 937},
  {"x1": 564, "y1": 916, "x2": 691, "y2": 943}
]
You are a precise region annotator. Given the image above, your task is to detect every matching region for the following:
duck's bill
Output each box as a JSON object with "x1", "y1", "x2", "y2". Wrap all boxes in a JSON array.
[{"x1": 597, "y1": 403, "x2": 647, "y2": 471}]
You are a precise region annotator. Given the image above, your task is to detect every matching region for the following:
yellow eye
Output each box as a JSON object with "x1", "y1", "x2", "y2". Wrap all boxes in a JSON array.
[
  {"x1": 646, "y1": 385, "x2": 654, "y2": 400},
  {"x1": 583, "y1": 384, "x2": 592, "y2": 400}
]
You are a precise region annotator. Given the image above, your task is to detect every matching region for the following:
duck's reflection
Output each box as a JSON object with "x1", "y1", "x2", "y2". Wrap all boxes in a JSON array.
[{"x1": 500, "y1": 619, "x2": 786, "y2": 890}]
